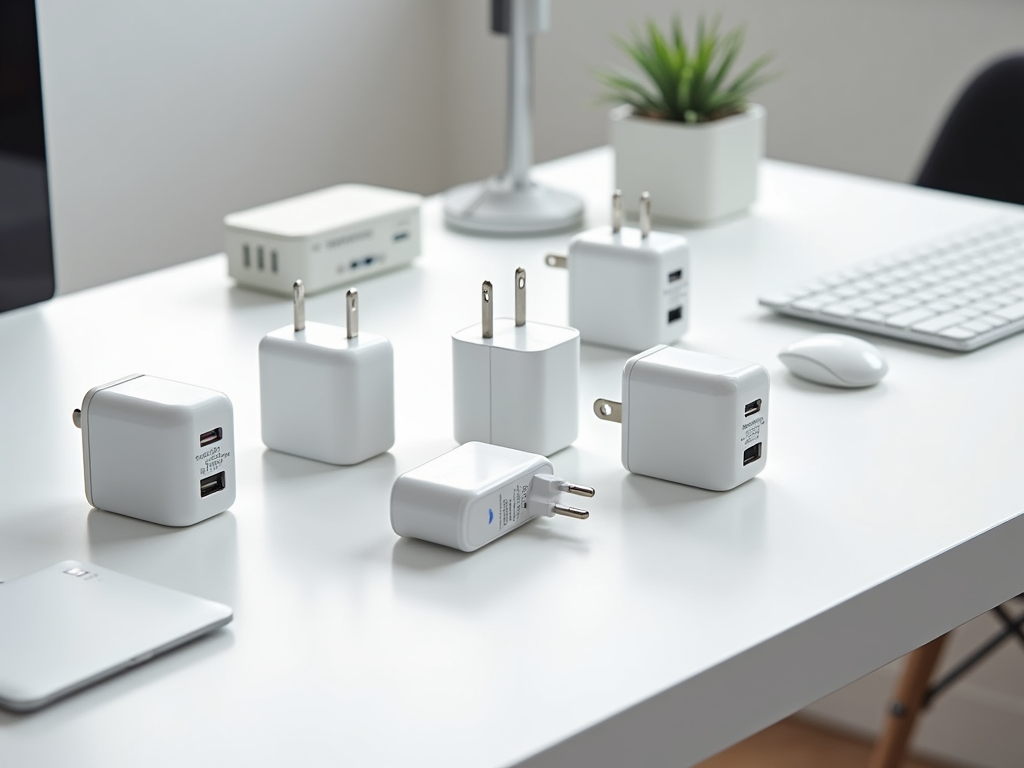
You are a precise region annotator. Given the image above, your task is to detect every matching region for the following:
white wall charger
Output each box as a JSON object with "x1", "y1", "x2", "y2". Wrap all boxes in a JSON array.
[
  {"x1": 452, "y1": 268, "x2": 579, "y2": 456},
  {"x1": 225, "y1": 183, "x2": 422, "y2": 296},
  {"x1": 595, "y1": 345, "x2": 769, "y2": 491},
  {"x1": 259, "y1": 280, "x2": 394, "y2": 465},
  {"x1": 390, "y1": 441, "x2": 594, "y2": 552},
  {"x1": 73, "y1": 374, "x2": 236, "y2": 526},
  {"x1": 547, "y1": 191, "x2": 690, "y2": 352}
]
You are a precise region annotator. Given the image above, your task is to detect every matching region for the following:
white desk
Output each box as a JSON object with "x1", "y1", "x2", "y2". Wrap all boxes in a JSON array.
[{"x1": 1, "y1": 149, "x2": 1023, "y2": 767}]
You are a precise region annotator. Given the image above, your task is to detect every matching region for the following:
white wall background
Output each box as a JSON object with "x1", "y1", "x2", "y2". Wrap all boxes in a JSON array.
[
  {"x1": 40, "y1": 0, "x2": 1024, "y2": 294},
  {"x1": 34, "y1": 2, "x2": 1024, "y2": 765}
]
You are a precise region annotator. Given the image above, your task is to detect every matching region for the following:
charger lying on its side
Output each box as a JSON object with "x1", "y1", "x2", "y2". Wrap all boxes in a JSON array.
[
  {"x1": 390, "y1": 441, "x2": 594, "y2": 552},
  {"x1": 595, "y1": 345, "x2": 769, "y2": 491},
  {"x1": 73, "y1": 374, "x2": 235, "y2": 526}
]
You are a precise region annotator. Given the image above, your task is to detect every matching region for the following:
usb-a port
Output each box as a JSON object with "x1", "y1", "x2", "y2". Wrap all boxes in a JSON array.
[
  {"x1": 743, "y1": 443, "x2": 762, "y2": 466},
  {"x1": 744, "y1": 399, "x2": 762, "y2": 417},
  {"x1": 200, "y1": 428, "x2": 222, "y2": 447},
  {"x1": 668, "y1": 269, "x2": 683, "y2": 282},
  {"x1": 200, "y1": 471, "x2": 226, "y2": 498},
  {"x1": 667, "y1": 306, "x2": 683, "y2": 323}
]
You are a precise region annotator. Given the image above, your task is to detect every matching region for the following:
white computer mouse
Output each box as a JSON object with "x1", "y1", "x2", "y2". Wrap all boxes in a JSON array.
[{"x1": 779, "y1": 333, "x2": 888, "y2": 388}]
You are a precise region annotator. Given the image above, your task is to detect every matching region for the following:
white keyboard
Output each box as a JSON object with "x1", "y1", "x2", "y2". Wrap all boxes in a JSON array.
[{"x1": 759, "y1": 216, "x2": 1024, "y2": 351}]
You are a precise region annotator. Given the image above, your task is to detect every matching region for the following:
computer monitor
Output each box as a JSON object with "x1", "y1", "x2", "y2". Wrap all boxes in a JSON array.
[{"x1": 0, "y1": 0, "x2": 55, "y2": 312}]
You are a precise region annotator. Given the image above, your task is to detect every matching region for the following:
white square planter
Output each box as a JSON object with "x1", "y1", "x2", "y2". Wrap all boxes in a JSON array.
[{"x1": 610, "y1": 103, "x2": 765, "y2": 226}]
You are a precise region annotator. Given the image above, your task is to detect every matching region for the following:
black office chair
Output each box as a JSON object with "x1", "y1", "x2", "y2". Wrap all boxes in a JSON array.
[
  {"x1": 915, "y1": 53, "x2": 1024, "y2": 205},
  {"x1": 869, "y1": 53, "x2": 1024, "y2": 768}
]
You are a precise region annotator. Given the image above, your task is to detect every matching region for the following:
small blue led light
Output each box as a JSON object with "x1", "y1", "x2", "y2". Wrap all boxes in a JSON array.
[{"x1": 488, "y1": 509, "x2": 494, "y2": 524}]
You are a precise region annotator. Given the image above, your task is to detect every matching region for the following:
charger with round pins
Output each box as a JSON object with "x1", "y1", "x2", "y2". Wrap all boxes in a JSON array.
[
  {"x1": 258, "y1": 280, "x2": 395, "y2": 465},
  {"x1": 390, "y1": 441, "x2": 594, "y2": 552},
  {"x1": 546, "y1": 191, "x2": 690, "y2": 352}
]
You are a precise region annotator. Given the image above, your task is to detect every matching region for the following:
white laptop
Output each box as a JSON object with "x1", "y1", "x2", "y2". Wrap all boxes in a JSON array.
[{"x1": 0, "y1": 560, "x2": 232, "y2": 712}]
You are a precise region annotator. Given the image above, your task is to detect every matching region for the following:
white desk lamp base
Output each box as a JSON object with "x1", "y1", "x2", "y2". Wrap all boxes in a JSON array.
[{"x1": 444, "y1": 176, "x2": 584, "y2": 236}]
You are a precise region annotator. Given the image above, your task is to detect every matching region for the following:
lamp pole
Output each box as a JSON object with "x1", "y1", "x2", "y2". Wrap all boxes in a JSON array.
[{"x1": 444, "y1": 0, "x2": 584, "y2": 236}]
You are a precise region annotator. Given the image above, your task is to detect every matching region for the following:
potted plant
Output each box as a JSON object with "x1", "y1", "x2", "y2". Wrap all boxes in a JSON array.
[{"x1": 598, "y1": 16, "x2": 777, "y2": 225}]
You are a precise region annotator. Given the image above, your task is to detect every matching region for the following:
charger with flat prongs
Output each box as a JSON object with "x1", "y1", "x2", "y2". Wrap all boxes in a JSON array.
[
  {"x1": 259, "y1": 280, "x2": 395, "y2": 465},
  {"x1": 452, "y1": 268, "x2": 579, "y2": 456},
  {"x1": 390, "y1": 441, "x2": 594, "y2": 552},
  {"x1": 73, "y1": 374, "x2": 236, "y2": 526},
  {"x1": 547, "y1": 191, "x2": 690, "y2": 352},
  {"x1": 595, "y1": 344, "x2": 769, "y2": 491}
]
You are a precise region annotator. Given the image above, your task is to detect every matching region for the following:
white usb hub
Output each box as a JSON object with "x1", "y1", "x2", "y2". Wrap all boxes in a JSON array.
[{"x1": 224, "y1": 183, "x2": 422, "y2": 296}]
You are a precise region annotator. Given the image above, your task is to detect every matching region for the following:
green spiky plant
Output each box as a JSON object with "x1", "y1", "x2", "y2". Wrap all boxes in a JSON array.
[{"x1": 598, "y1": 15, "x2": 776, "y2": 124}]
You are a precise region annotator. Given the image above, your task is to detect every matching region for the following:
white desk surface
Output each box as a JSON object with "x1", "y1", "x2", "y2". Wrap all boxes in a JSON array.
[{"x1": 2, "y1": 149, "x2": 1023, "y2": 767}]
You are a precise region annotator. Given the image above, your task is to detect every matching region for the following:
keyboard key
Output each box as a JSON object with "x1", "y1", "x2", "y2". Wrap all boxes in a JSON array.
[
  {"x1": 793, "y1": 281, "x2": 830, "y2": 296},
  {"x1": 821, "y1": 302, "x2": 858, "y2": 318},
  {"x1": 979, "y1": 313, "x2": 1010, "y2": 328},
  {"x1": 972, "y1": 299, "x2": 1001, "y2": 312},
  {"x1": 854, "y1": 311, "x2": 887, "y2": 324},
  {"x1": 912, "y1": 312, "x2": 972, "y2": 333},
  {"x1": 874, "y1": 299, "x2": 918, "y2": 315},
  {"x1": 791, "y1": 296, "x2": 832, "y2": 311},
  {"x1": 843, "y1": 297, "x2": 875, "y2": 311},
  {"x1": 831, "y1": 285, "x2": 862, "y2": 298},
  {"x1": 885, "y1": 308, "x2": 935, "y2": 328},
  {"x1": 939, "y1": 326, "x2": 978, "y2": 340},
  {"x1": 962, "y1": 318, "x2": 996, "y2": 333},
  {"x1": 925, "y1": 299, "x2": 957, "y2": 313},
  {"x1": 992, "y1": 300, "x2": 1024, "y2": 321}
]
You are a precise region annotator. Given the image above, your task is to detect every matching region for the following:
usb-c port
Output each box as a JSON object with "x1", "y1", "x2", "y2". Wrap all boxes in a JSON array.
[
  {"x1": 393, "y1": 231, "x2": 409, "y2": 242},
  {"x1": 200, "y1": 428, "x2": 222, "y2": 447},
  {"x1": 200, "y1": 471, "x2": 226, "y2": 498},
  {"x1": 744, "y1": 399, "x2": 762, "y2": 417},
  {"x1": 668, "y1": 269, "x2": 683, "y2": 282}
]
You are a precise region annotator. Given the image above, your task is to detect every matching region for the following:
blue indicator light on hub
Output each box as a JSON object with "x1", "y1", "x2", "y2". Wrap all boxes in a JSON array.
[{"x1": 488, "y1": 509, "x2": 494, "y2": 524}]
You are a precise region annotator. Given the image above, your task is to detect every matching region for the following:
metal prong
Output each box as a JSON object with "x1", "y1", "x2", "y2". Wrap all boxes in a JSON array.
[
  {"x1": 553, "y1": 503, "x2": 589, "y2": 520},
  {"x1": 640, "y1": 192, "x2": 651, "y2": 239},
  {"x1": 560, "y1": 482, "x2": 595, "y2": 498},
  {"x1": 482, "y1": 281, "x2": 493, "y2": 339},
  {"x1": 72, "y1": 409, "x2": 82, "y2": 428},
  {"x1": 594, "y1": 398, "x2": 623, "y2": 423},
  {"x1": 545, "y1": 254, "x2": 568, "y2": 269},
  {"x1": 612, "y1": 189, "x2": 622, "y2": 234},
  {"x1": 293, "y1": 280, "x2": 305, "y2": 332},
  {"x1": 515, "y1": 267, "x2": 526, "y2": 327},
  {"x1": 346, "y1": 288, "x2": 359, "y2": 339}
]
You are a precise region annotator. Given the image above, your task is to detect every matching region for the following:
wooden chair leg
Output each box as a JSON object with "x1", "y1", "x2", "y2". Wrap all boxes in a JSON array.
[{"x1": 868, "y1": 633, "x2": 949, "y2": 768}]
